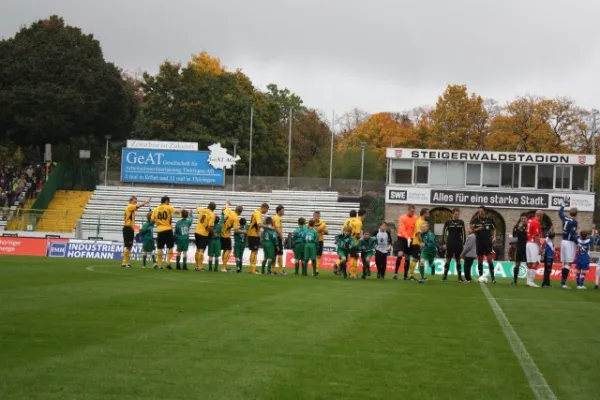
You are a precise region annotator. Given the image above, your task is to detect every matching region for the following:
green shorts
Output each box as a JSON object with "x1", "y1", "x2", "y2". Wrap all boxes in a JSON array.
[
  {"x1": 234, "y1": 243, "x2": 245, "y2": 259},
  {"x1": 176, "y1": 238, "x2": 189, "y2": 252},
  {"x1": 142, "y1": 240, "x2": 155, "y2": 253},
  {"x1": 421, "y1": 251, "x2": 435, "y2": 265},
  {"x1": 361, "y1": 251, "x2": 375, "y2": 260},
  {"x1": 294, "y1": 244, "x2": 304, "y2": 261},
  {"x1": 208, "y1": 240, "x2": 222, "y2": 257},
  {"x1": 337, "y1": 249, "x2": 348, "y2": 259},
  {"x1": 263, "y1": 242, "x2": 275, "y2": 260},
  {"x1": 304, "y1": 243, "x2": 317, "y2": 261}
]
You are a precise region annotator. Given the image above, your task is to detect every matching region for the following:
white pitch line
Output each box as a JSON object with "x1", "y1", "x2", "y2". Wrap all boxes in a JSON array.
[{"x1": 480, "y1": 283, "x2": 558, "y2": 400}]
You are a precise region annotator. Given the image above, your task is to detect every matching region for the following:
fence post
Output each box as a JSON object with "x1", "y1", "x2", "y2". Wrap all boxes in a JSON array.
[{"x1": 96, "y1": 214, "x2": 101, "y2": 238}]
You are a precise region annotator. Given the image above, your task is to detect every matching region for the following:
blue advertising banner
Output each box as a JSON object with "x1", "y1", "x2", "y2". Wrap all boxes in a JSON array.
[
  {"x1": 48, "y1": 241, "x2": 143, "y2": 260},
  {"x1": 120, "y1": 148, "x2": 225, "y2": 186}
]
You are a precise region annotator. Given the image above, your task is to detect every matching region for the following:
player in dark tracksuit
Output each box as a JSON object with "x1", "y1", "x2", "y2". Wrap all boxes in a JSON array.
[
  {"x1": 512, "y1": 214, "x2": 528, "y2": 285},
  {"x1": 442, "y1": 208, "x2": 466, "y2": 282}
]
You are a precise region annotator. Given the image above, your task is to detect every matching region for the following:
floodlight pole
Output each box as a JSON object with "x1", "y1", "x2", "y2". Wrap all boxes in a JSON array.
[
  {"x1": 232, "y1": 139, "x2": 239, "y2": 191},
  {"x1": 360, "y1": 142, "x2": 367, "y2": 197},
  {"x1": 104, "y1": 134, "x2": 111, "y2": 186}
]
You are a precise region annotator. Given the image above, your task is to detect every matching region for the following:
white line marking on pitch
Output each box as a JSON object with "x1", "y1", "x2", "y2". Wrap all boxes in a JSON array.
[{"x1": 480, "y1": 283, "x2": 557, "y2": 400}]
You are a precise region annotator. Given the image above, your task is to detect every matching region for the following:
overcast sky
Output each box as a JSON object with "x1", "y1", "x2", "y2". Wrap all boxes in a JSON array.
[{"x1": 3, "y1": 0, "x2": 600, "y2": 115}]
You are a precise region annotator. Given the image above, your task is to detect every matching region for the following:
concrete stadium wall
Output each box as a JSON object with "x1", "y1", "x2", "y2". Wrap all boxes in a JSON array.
[{"x1": 104, "y1": 171, "x2": 385, "y2": 195}]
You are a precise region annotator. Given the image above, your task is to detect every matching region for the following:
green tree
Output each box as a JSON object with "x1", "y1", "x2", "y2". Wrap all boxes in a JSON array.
[
  {"x1": 0, "y1": 15, "x2": 137, "y2": 160},
  {"x1": 135, "y1": 56, "x2": 306, "y2": 176},
  {"x1": 333, "y1": 149, "x2": 386, "y2": 181}
]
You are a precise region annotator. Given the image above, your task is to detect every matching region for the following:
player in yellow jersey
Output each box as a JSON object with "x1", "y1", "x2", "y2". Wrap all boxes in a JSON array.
[
  {"x1": 248, "y1": 202, "x2": 269, "y2": 274},
  {"x1": 312, "y1": 211, "x2": 328, "y2": 273},
  {"x1": 273, "y1": 205, "x2": 286, "y2": 275},
  {"x1": 349, "y1": 209, "x2": 366, "y2": 278},
  {"x1": 151, "y1": 196, "x2": 182, "y2": 270},
  {"x1": 194, "y1": 202, "x2": 216, "y2": 271},
  {"x1": 221, "y1": 200, "x2": 243, "y2": 272},
  {"x1": 408, "y1": 208, "x2": 429, "y2": 280},
  {"x1": 341, "y1": 209, "x2": 367, "y2": 278},
  {"x1": 122, "y1": 196, "x2": 150, "y2": 268}
]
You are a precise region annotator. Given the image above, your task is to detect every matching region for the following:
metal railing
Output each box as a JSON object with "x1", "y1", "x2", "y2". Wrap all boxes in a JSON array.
[{"x1": 6, "y1": 208, "x2": 71, "y2": 232}]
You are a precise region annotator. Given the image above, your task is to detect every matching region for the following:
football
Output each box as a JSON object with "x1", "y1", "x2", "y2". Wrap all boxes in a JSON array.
[{"x1": 478, "y1": 276, "x2": 488, "y2": 284}]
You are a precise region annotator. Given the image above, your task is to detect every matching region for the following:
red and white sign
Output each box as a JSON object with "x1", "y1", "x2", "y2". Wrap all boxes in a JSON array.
[{"x1": 0, "y1": 237, "x2": 66, "y2": 257}]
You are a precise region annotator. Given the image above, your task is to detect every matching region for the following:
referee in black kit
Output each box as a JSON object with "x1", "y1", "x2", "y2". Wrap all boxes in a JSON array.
[
  {"x1": 470, "y1": 206, "x2": 497, "y2": 283},
  {"x1": 442, "y1": 208, "x2": 466, "y2": 282}
]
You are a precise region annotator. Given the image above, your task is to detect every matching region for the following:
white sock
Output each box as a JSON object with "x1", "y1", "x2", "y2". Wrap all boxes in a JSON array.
[
  {"x1": 595, "y1": 268, "x2": 600, "y2": 285},
  {"x1": 528, "y1": 269, "x2": 535, "y2": 284}
]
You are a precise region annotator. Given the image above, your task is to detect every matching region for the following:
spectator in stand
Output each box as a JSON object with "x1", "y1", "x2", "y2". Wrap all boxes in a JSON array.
[
  {"x1": 0, "y1": 163, "x2": 48, "y2": 208},
  {"x1": 0, "y1": 188, "x2": 7, "y2": 207}
]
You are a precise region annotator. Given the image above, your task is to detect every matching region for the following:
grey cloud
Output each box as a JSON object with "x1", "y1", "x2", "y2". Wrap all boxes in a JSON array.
[{"x1": 2, "y1": 0, "x2": 599, "y2": 113}]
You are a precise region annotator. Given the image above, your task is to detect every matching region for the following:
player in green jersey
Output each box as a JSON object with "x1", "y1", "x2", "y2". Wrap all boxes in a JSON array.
[
  {"x1": 208, "y1": 215, "x2": 223, "y2": 272},
  {"x1": 303, "y1": 220, "x2": 319, "y2": 276},
  {"x1": 140, "y1": 212, "x2": 157, "y2": 269},
  {"x1": 234, "y1": 218, "x2": 247, "y2": 273},
  {"x1": 292, "y1": 218, "x2": 307, "y2": 275},
  {"x1": 175, "y1": 210, "x2": 193, "y2": 270},
  {"x1": 358, "y1": 231, "x2": 377, "y2": 279},
  {"x1": 335, "y1": 225, "x2": 356, "y2": 279},
  {"x1": 419, "y1": 222, "x2": 438, "y2": 284},
  {"x1": 261, "y1": 217, "x2": 279, "y2": 275}
]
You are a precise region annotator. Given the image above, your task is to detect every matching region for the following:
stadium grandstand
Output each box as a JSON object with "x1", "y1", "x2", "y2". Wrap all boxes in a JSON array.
[
  {"x1": 79, "y1": 185, "x2": 360, "y2": 249},
  {"x1": 0, "y1": 163, "x2": 50, "y2": 232}
]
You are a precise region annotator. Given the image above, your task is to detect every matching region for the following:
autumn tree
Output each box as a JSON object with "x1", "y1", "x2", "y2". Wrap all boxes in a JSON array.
[
  {"x1": 487, "y1": 96, "x2": 559, "y2": 152},
  {"x1": 188, "y1": 51, "x2": 225, "y2": 76},
  {"x1": 337, "y1": 108, "x2": 370, "y2": 136},
  {"x1": 429, "y1": 85, "x2": 489, "y2": 150},
  {"x1": 540, "y1": 97, "x2": 581, "y2": 148},
  {"x1": 338, "y1": 112, "x2": 416, "y2": 161},
  {"x1": 569, "y1": 109, "x2": 600, "y2": 153}
]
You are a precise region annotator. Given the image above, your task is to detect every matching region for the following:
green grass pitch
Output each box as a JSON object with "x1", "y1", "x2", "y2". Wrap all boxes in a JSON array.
[{"x1": 0, "y1": 256, "x2": 599, "y2": 400}]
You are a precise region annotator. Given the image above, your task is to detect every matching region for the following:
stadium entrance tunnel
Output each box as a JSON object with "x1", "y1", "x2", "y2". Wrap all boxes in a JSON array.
[
  {"x1": 524, "y1": 210, "x2": 553, "y2": 236},
  {"x1": 429, "y1": 206, "x2": 452, "y2": 241},
  {"x1": 470, "y1": 209, "x2": 506, "y2": 261}
]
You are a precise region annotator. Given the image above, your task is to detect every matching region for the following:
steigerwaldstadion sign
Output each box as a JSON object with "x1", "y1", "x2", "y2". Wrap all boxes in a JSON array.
[
  {"x1": 386, "y1": 148, "x2": 596, "y2": 166},
  {"x1": 385, "y1": 148, "x2": 596, "y2": 212}
]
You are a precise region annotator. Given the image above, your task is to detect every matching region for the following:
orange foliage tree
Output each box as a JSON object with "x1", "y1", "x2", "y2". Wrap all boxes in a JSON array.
[
  {"x1": 487, "y1": 96, "x2": 571, "y2": 153},
  {"x1": 188, "y1": 51, "x2": 225, "y2": 75},
  {"x1": 337, "y1": 112, "x2": 417, "y2": 161},
  {"x1": 429, "y1": 85, "x2": 489, "y2": 150}
]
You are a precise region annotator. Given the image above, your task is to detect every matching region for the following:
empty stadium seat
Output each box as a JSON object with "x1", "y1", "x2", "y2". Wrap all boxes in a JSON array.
[{"x1": 78, "y1": 186, "x2": 360, "y2": 248}]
